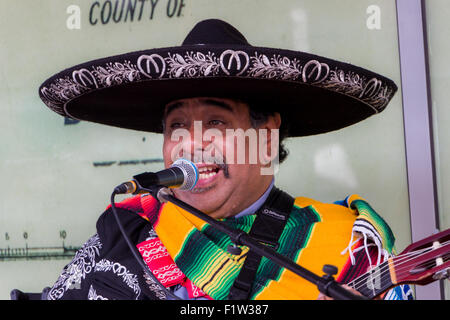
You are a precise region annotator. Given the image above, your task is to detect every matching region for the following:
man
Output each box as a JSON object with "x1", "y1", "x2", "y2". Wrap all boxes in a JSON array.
[
  {"x1": 162, "y1": 97, "x2": 281, "y2": 219},
  {"x1": 32, "y1": 19, "x2": 412, "y2": 300}
]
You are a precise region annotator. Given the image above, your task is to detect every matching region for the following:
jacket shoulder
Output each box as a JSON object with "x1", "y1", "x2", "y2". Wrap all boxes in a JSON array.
[{"x1": 293, "y1": 195, "x2": 358, "y2": 223}]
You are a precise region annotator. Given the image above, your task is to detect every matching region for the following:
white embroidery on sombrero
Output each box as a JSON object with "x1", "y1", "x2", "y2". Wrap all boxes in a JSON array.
[
  {"x1": 137, "y1": 54, "x2": 166, "y2": 79},
  {"x1": 322, "y1": 69, "x2": 392, "y2": 112},
  {"x1": 248, "y1": 53, "x2": 302, "y2": 80},
  {"x1": 165, "y1": 51, "x2": 220, "y2": 78},
  {"x1": 72, "y1": 68, "x2": 98, "y2": 89},
  {"x1": 219, "y1": 50, "x2": 249, "y2": 76},
  {"x1": 39, "y1": 49, "x2": 394, "y2": 119},
  {"x1": 40, "y1": 76, "x2": 85, "y2": 115},
  {"x1": 93, "y1": 60, "x2": 141, "y2": 85},
  {"x1": 302, "y1": 60, "x2": 330, "y2": 84}
]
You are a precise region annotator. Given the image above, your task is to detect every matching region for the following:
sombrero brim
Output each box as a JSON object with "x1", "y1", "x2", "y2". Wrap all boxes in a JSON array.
[{"x1": 39, "y1": 44, "x2": 397, "y2": 137}]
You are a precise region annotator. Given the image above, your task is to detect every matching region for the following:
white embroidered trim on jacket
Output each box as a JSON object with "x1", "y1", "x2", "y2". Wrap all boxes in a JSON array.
[{"x1": 47, "y1": 234, "x2": 102, "y2": 300}]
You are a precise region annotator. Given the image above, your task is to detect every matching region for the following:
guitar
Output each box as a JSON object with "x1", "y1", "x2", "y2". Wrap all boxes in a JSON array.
[{"x1": 346, "y1": 228, "x2": 450, "y2": 299}]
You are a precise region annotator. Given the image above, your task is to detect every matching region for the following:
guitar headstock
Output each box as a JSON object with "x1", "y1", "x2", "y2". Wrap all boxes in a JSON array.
[{"x1": 393, "y1": 229, "x2": 450, "y2": 286}]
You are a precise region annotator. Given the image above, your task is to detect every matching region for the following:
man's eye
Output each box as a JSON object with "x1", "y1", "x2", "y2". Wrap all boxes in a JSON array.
[
  {"x1": 170, "y1": 122, "x2": 185, "y2": 129},
  {"x1": 208, "y1": 119, "x2": 225, "y2": 126}
]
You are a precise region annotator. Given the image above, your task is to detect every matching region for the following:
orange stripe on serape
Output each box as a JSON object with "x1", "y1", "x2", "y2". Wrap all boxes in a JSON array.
[
  {"x1": 154, "y1": 201, "x2": 209, "y2": 262},
  {"x1": 254, "y1": 201, "x2": 357, "y2": 300}
]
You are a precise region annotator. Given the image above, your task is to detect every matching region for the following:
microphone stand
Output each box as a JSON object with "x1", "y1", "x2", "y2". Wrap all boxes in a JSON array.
[{"x1": 145, "y1": 185, "x2": 367, "y2": 300}]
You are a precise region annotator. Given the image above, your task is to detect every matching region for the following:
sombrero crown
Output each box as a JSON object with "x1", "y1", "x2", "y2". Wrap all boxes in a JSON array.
[{"x1": 39, "y1": 19, "x2": 397, "y2": 136}]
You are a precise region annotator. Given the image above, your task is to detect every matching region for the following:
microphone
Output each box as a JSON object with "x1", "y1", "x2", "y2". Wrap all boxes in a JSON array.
[{"x1": 114, "y1": 158, "x2": 199, "y2": 194}]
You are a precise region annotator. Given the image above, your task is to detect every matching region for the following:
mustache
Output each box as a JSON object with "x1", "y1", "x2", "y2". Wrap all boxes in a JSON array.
[{"x1": 218, "y1": 163, "x2": 229, "y2": 178}]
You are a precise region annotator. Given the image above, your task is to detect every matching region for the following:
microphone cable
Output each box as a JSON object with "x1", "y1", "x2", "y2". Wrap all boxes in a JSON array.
[{"x1": 110, "y1": 190, "x2": 181, "y2": 300}]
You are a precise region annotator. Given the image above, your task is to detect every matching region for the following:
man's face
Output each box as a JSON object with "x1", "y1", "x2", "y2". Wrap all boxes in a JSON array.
[{"x1": 162, "y1": 97, "x2": 279, "y2": 219}]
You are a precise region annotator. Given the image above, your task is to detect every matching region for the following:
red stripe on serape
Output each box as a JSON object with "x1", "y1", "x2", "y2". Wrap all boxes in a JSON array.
[
  {"x1": 137, "y1": 237, "x2": 211, "y2": 299},
  {"x1": 337, "y1": 239, "x2": 380, "y2": 284},
  {"x1": 137, "y1": 238, "x2": 185, "y2": 287},
  {"x1": 140, "y1": 194, "x2": 161, "y2": 223},
  {"x1": 106, "y1": 194, "x2": 143, "y2": 215},
  {"x1": 107, "y1": 194, "x2": 160, "y2": 221},
  {"x1": 184, "y1": 278, "x2": 213, "y2": 299}
]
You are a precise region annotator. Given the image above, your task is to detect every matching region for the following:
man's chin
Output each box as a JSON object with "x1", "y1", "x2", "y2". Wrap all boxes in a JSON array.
[
  {"x1": 173, "y1": 185, "x2": 216, "y2": 203},
  {"x1": 189, "y1": 186, "x2": 214, "y2": 194},
  {"x1": 173, "y1": 186, "x2": 227, "y2": 216}
]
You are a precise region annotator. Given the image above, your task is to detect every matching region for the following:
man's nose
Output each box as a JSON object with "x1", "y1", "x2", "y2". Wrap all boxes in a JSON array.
[{"x1": 182, "y1": 121, "x2": 206, "y2": 161}]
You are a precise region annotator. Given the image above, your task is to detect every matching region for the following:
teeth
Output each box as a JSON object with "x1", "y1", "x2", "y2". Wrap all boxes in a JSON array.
[
  {"x1": 198, "y1": 166, "x2": 214, "y2": 173},
  {"x1": 198, "y1": 171, "x2": 217, "y2": 180}
]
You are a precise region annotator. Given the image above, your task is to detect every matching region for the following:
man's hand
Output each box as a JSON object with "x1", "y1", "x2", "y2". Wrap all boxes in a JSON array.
[
  {"x1": 317, "y1": 284, "x2": 364, "y2": 300},
  {"x1": 317, "y1": 284, "x2": 383, "y2": 300}
]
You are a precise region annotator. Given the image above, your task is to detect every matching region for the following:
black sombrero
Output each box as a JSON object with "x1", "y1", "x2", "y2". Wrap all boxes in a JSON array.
[{"x1": 39, "y1": 19, "x2": 397, "y2": 137}]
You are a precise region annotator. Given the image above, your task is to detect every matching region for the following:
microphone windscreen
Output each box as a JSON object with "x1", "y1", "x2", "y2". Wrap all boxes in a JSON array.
[{"x1": 171, "y1": 159, "x2": 198, "y2": 190}]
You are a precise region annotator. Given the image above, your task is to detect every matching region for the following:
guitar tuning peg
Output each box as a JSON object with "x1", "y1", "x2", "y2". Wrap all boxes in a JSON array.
[
  {"x1": 432, "y1": 241, "x2": 445, "y2": 267},
  {"x1": 432, "y1": 268, "x2": 449, "y2": 281}
]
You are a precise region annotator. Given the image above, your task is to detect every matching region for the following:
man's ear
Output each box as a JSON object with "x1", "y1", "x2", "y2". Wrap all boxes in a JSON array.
[
  {"x1": 269, "y1": 112, "x2": 281, "y2": 130},
  {"x1": 264, "y1": 112, "x2": 281, "y2": 142},
  {"x1": 258, "y1": 113, "x2": 281, "y2": 175},
  {"x1": 256, "y1": 112, "x2": 281, "y2": 153}
]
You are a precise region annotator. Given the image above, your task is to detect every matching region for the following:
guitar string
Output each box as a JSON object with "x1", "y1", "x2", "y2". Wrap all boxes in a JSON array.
[
  {"x1": 349, "y1": 240, "x2": 450, "y2": 292},
  {"x1": 352, "y1": 252, "x2": 449, "y2": 298},
  {"x1": 394, "y1": 252, "x2": 449, "y2": 280},
  {"x1": 349, "y1": 248, "x2": 449, "y2": 297},
  {"x1": 348, "y1": 238, "x2": 450, "y2": 289},
  {"x1": 347, "y1": 244, "x2": 433, "y2": 289},
  {"x1": 348, "y1": 240, "x2": 449, "y2": 293},
  {"x1": 351, "y1": 253, "x2": 450, "y2": 297}
]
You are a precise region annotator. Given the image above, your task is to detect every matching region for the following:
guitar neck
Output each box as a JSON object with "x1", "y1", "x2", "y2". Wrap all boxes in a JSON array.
[{"x1": 346, "y1": 236, "x2": 450, "y2": 299}]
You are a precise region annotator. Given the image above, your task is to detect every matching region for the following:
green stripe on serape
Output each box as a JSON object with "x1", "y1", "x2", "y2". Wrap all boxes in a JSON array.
[
  {"x1": 350, "y1": 199, "x2": 396, "y2": 255},
  {"x1": 174, "y1": 228, "x2": 221, "y2": 275},
  {"x1": 174, "y1": 228, "x2": 237, "y2": 299},
  {"x1": 207, "y1": 215, "x2": 256, "y2": 249},
  {"x1": 173, "y1": 215, "x2": 255, "y2": 300},
  {"x1": 250, "y1": 205, "x2": 321, "y2": 299}
]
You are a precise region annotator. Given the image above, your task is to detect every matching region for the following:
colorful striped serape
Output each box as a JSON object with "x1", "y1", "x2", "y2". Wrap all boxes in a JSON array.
[{"x1": 114, "y1": 193, "x2": 412, "y2": 300}]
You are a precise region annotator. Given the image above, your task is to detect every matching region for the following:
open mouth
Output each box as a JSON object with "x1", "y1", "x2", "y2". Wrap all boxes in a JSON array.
[
  {"x1": 197, "y1": 164, "x2": 221, "y2": 181},
  {"x1": 184, "y1": 161, "x2": 229, "y2": 194}
]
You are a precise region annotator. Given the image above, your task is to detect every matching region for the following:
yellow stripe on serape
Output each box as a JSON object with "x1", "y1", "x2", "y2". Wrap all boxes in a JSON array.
[
  {"x1": 254, "y1": 199, "x2": 358, "y2": 300},
  {"x1": 153, "y1": 202, "x2": 205, "y2": 256},
  {"x1": 293, "y1": 196, "x2": 324, "y2": 208}
]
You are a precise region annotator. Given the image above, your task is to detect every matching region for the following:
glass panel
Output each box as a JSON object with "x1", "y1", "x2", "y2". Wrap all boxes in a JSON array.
[
  {"x1": 424, "y1": 0, "x2": 450, "y2": 300},
  {"x1": 0, "y1": 0, "x2": 410, "y2": 299}
]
